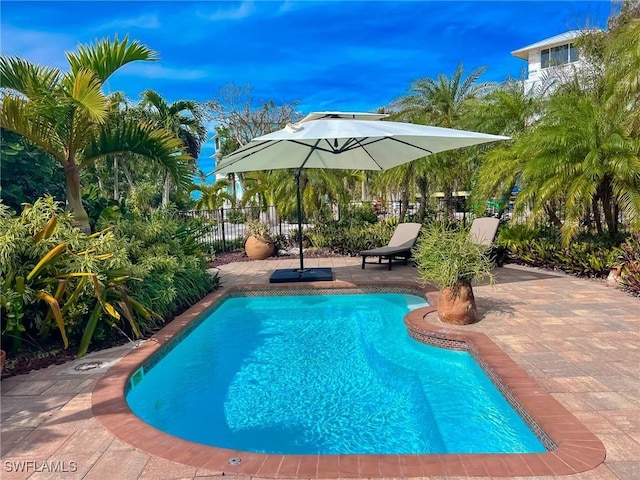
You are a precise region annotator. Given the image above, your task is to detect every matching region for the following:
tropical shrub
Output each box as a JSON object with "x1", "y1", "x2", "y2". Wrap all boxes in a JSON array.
[
  {"x1": 0, "y1": 197, "x2": 219, "y2": 356},
  {"x1": 0, "y1": 197, "x2": 150, "y2": 354},
  {"x1": 339, "y1": 203, "x2": 378, "y2": 224},
  {"x1": 502, "y1": 226, "x2": 625, "y2": 278},
  {"x1": 620, "y1": 232, "x2": 640, "y2": 296},
  {"x1": 226, "y1": 209, "x2": 246, "y2": 224},
  {"x1": 208, "y1": 238, "x2": 244, "y2": 254},
  {"x1": 307, "y1": 218, "x2": 398, "y2": 256},
  {"x1": 107, "y1": 210, "x2": 217, "y2": 322},
  {"x1": 413, "y1": 222, "x2": 494, "y2": 289},
  {"x1": 0, "y1": 129, "x2": 65, "y2": 212}
]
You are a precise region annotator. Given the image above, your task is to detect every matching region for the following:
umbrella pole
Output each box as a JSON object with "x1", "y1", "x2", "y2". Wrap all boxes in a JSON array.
[{"x1": 295, "y1": 168, "x2": 305, "y2": 272}]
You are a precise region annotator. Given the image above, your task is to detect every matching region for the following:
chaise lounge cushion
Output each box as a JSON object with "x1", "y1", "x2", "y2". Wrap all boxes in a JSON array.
[{"x1": 360, "y1": 222, "x2": 422, "y2": 270}]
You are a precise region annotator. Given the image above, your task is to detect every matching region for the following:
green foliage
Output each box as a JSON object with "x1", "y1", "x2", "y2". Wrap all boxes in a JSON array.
[
  {"x1": 0, "y1": 129, "x2": 66, "y2": 211},
  {"x1": 620, "y1": 232, "x2": 640, "y2": 296},
  {"x1": 207, "y1": 238, "x2": 244, "y2": 254},
  {"x1": 226, "y1": 208, "x2": 246, "y2": 224},
  {"x1": 340, "y1": 203, "x2": 378, "y2": 224},
  {"x1": 504, "y1": 227, "x2": 625, "y2": 278},
  {"x1": 496, "y1": 224, "x2": 543, "y2": 249},
  {"x1": 109, "y1": 210, "x2": 216, "y2": 322},
  {"x1": 0, "y1": 196, "x2": 219, "y2": 356},
  {"x1": 0, "y1": 36, "x2": 193, "y2": 233},
  {"x1": 0, "y1": 197, "x2": 148, "y2": 354},
  {"x1": 413, "y1": 222, "x2": 494, "y2": 290},
  {"x1": 81, "y1": 184, "x2": 124, "y2": 230},
  {"x1": 244, "y1": 219, "x2": 273, "y2": 239},
  {"x1": 307, "y1": 218, "x2": 398, "y2": 256}
]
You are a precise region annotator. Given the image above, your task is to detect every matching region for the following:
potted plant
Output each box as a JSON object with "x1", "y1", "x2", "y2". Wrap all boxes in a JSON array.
[
  {"x1": 244, "y1": 219, "x2": 275, "y2": 260},
  {"x1": 413, "y1": 222, "x2": 494, "y2": 325}
]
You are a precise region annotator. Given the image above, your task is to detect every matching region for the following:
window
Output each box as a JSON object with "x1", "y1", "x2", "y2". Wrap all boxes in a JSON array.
[{"x1": 540, "y1": 43, "x2": 579, "y2": 69}]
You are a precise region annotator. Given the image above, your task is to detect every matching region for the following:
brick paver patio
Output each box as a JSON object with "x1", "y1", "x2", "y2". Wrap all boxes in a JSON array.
[{"x1": 1, "y1": 258, "x2": 638, "y2": 479}]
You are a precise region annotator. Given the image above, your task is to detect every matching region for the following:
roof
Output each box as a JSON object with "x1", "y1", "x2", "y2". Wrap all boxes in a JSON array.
[{"x1": 511, "y1": 30, "x2": 588, "y2": 60}]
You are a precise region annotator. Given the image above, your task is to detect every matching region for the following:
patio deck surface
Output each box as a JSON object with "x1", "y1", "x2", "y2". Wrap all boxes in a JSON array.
[{"x1": 1, "y1": 257, "x2": 638, "y2": 479}]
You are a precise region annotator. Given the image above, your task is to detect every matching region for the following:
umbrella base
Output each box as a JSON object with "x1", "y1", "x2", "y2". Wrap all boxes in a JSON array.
[{"x1": 269, "y1": 268, "x2": 334, "y2": 283}]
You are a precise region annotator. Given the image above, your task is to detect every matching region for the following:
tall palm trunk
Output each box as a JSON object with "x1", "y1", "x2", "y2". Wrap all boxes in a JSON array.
[
  {"x1": 113, "y1": 156, "x2": 119, "y2": 201},
  {"x1": 444, "y1": 186, "x2": 455, "y2": 220},
  {"x1": 400, "y1": 191, "x2": 410, "y2": 221},
  {"x1": 64, "y1": 160, "x2": 91, "y2": 234},
  {"x1": 417, "y1": 176, "x2": 428, "y2": 221},
  {"x1": 592, "y1": 197, "x2": 603, "y2": 234},
  {"x1": 121, "y1": 163, "x2": 135, "y2": 190},
  {"x1": 601, "y1": 180, "x2": 618, "y2": 239},
  {"x1": 162, "y1": 170, "x2": 171, "y2": 206}
]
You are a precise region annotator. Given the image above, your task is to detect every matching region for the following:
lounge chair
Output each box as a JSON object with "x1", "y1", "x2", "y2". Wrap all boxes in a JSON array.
[
  {"x1": 469, "y1": 217, "x2": 500, "y2": 246},
  {"x1": 469, "y1": 217, "x2": 503, "y2": 266},
  {"x1": 361, "y1": 222, "x2": 422, "y2": 270}
]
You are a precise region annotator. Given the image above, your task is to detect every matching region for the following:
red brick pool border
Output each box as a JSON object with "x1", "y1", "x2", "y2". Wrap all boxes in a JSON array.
[{"x1": 92, "y1": 281, "x2": 606, "y2": 477}]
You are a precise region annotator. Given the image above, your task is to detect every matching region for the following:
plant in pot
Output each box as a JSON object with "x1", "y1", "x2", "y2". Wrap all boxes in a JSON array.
[
  {"x1": 244, "y1": 219, "x2": 275, "y2": 260},
  {"x1": 413, "y1": 222, "x2": 494, "y2": 325}
]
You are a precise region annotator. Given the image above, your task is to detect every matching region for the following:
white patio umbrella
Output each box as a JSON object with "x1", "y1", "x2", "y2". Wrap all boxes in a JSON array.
[{"x1": 214, "y1": 112, "x2": 509, "y2": 282}]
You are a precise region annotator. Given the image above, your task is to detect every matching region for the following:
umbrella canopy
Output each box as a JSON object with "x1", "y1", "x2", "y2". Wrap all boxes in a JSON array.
[
  {"x1": 214, "y1": 112, "x2": 509, "y2": 175},
  {"x1": 213, "y1": 112, "x2": 509, "y2": 281}
]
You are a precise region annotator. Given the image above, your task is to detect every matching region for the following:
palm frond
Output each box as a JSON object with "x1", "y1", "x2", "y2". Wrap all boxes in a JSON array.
[
  {"x1": 0, "y1": 95, "x2": 65, "y2": 162},
  {"x1": 60, "y1": 68, "x2": 109, "y2": 124},
  {"x1": 0, "y1": 56, "x2": 62, "y2": 99},
  {"x1": 65, "y1": 35, "x2": 159, "y2": 82},
  {"x1": 83, "y1": 119, "x2": 192, "y2": 189}
]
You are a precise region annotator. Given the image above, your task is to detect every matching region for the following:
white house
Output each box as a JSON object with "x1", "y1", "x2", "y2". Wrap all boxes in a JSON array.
[{"x1": 511, "y1": 30, "x2": 589, "y2": 94}]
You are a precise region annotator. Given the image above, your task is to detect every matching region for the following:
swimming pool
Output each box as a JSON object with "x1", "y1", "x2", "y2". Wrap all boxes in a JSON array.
[{"x1": 126, "y1": 292, "x2": 545, "y2": 454}]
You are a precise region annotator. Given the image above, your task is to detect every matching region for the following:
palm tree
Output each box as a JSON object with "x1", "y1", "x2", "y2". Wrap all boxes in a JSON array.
[
  {"x1": 393, "y1": 64, "x2": 493, "y2": 218},
  {"x1": 466, "y1": 77, "x2": 543, "y2": 215},
  {"x1": 138, "y1": 89, "x2": 208, "y2": 206},
  {"x1": 516, "y1": 79, "x2": 640, "y2": 242},
  {"x1": 191, "y1": 179, "x2": 235, "y2": 211},
  {"x1": 0, "y1": 36, "x2": 191, "y2": 233},
  {"x1": 269, "y1": 168, "x2": 364, "y2": 222},
  {"x1": 604, "y1": 14, "x2": 640, "y2": 136}
]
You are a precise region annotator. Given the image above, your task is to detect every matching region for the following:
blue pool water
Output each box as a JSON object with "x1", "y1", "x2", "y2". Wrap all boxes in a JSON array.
[{"x1": 126, "y1": 293, "x2": 546, "y2": 454}]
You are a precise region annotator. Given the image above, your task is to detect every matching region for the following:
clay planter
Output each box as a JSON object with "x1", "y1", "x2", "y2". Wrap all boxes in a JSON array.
[
  {"x1": 245, "y1": 235, "x2": 275, "y2": 260},
  {"x1": 437, "y1": 280, "x2": 478, "y2": 325}
]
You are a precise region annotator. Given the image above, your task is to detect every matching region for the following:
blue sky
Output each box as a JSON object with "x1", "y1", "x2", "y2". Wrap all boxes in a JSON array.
[{"x1": 1, "y1": 1, "x2": 615, "y2": 175}]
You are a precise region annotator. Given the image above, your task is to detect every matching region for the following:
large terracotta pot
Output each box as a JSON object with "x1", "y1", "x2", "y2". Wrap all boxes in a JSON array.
[
  {"x1": 437, "y1": 280, "x2": 477, "y2": 325},
  {"x1": 245, "y1": 235, "x2": 275, "y2": 260}
]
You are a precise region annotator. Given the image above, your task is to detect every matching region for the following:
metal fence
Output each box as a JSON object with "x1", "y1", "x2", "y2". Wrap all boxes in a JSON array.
[
  {"x1": 179, "y1": 195, "x2": 631, "y2": 253},
  {"x1": 178, "y1": 200, "x2": 512, "y2": 253},
  {"x1": 178, "y1": 206, "x2": 306, "y2": 253}
]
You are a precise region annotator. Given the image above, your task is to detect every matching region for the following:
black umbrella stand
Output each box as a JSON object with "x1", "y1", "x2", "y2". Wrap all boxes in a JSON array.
[{"x1": 269, "y1": 168, "x2": 334, "y2": 283}]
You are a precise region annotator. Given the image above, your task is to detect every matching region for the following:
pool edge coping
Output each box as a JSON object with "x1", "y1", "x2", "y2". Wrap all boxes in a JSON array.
[{"x1": 92, "y1": 281, "x2": 606, "y2": 478}]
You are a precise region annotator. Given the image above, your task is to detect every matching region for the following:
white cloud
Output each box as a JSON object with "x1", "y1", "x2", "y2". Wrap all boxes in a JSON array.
[
  {"x1": 195, "y1": 1, "x2": 255, "y2": 22},
  {"x1": 118, "y1": 63, "x2": 210, "y2": 81},
  {"x1": 94, "y1": 14, "x2": 161, "y2": 32},
  {"x1": 0, "y1": 25, "x2": 74, "y2": 68}
]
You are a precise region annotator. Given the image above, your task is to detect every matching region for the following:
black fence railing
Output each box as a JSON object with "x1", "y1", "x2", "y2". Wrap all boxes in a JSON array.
[
  {"x1": 178, "y1": 206, "x2": 305, "y2": 253},
  {"x1": 179, "y1": 201, "x2": 509, "y2": 253}
]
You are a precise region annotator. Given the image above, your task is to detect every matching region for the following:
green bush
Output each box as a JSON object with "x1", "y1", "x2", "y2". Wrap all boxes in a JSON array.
[
  {"x1": 207, "y1": 238, "x2": 244, "y2": 254},
  {"x1": 413, "y1": 222, "x2": 494, "y2": 289},
  {"x1": 0, "y1": 197, "x2": 148, "y2": 354},
  {"x1": 500, "y1": 225, "x2": 625, "y2": 278},
  {"x1": 1, "y1": 197, "x2": 220, "y2": 356},
  {"x1": 307, "y1": 218, "x2": 398, "y2": 256},
  {"x1": 226, "y1": 209, "x2": 246, "y2": 224},
  {"x1": 339, "y1": 203, "x2": 378, "y2": 224},
  {"x1": 108, "y1": 210, "x2": 218, "y2": 322},
  {"x1": 620, "y1": 232, "x2": 640, "y2": 296}
]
